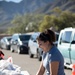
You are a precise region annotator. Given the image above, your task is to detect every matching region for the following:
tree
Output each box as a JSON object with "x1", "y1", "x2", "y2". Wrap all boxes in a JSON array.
[
  {"x1": 58, "y1": 11, "x2": 75, "y2": 31},
  {"x1": 39, "y1": 15, "x2": 59, "y2": 32},
  {"x1": 9, "y1": 13, "x2": 44, "y2": 33},
  {"x1": 39, "y1": 15, "x2": 51, "y2": 32}
]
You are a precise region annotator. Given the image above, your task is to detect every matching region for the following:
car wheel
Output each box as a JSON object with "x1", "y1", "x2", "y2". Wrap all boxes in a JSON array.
[
  {"x1": 10, "y1": 46, "x2": 14, "y2": 52},
  {"x1": 37, "y1": 51, "x2": 42, "y2": 61},
  {"x1": 6, "y1": 45, "x2": 9, "y2": 50},
  {"x1": 38, "y1": 56, "x2": 42, "y2": 61},
  {"x1": 29, "y1": 49, "x2": 34, "y2": 58}
]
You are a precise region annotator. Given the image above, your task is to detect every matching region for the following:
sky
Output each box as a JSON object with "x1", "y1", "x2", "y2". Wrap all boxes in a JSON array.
[{"x1": 0, "y1": 0, "x2": 22, "y2": 3}]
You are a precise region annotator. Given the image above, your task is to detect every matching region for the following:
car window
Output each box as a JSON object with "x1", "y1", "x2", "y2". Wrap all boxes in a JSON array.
[
  {"x1": 73, "y1": 33, "x2": 75, "y2": 41},
  {"x1": 71, "y1": 33, "x2": 75, "y2": 44},
  {"x1": 61, "y1": 31, "x2": 72, "y2": 43},
  {"x1": 33, "y1": 35, "x2": 38, "y2": 40},
  {"x1": 30, "y1": 33, "x2": 40, "y2": 41},
  {"x1": 12, "y1": 35, "x2": 18, "y2": 40},
  {"x1": 19, "y1": 35, "x2": 31, "y2": 41},
  {"x1": 55, "y1": 34, "x2": 59, "y2": 41},
  {"x1": 30, "y1": 36, "x2": 34, "y2": 40},
  {"x1": 7, "y1": 38, "x2": 11, "y2": 41}
]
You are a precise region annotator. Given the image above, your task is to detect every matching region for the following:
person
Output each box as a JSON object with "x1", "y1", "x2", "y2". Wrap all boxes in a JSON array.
[
  {"x1": 36, "y1": 29, "x2": 65, "y2": 75},
  {"x1": 0, "y1": 48, "x2": 4, "y2": 60}
]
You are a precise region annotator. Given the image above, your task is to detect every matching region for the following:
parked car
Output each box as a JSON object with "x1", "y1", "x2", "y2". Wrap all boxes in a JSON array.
[
  {"x1": 28, "y1": 32, "x2": 40, "y2": 58},
  {"x1": 10, "y1": 33, "x2": 31, "y2": 54},
  {"x1": 57, "y1": 27, "x2": 75, "y2": 69},
  {"x1": 0, "y1": 36, "x2": 11, "y2": 50},
  {"x1": 37, "y1": 32, "x2": 59, "y2": 61}
]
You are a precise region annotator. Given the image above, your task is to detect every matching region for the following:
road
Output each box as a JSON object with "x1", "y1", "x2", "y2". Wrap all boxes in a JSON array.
[{"x1": 2, "y1": 49, "x2": 72, "y2": 75}]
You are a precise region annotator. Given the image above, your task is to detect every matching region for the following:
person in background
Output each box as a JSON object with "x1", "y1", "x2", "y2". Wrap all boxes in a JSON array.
[
  {"x1": 36, "y1": 29, "x2": 65, "y2": 75},
  {"x1": 0, "y1": 48, "x2": 4, "y2": 60}
]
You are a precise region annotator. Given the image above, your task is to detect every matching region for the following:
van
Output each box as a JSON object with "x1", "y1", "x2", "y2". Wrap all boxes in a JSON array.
[{"x1": 57, "y1": 27, "x2": 75, "y2": 69}]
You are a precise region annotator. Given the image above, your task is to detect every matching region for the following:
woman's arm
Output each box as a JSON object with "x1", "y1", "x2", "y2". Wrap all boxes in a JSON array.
[
  {"x1": 49, "y1": 61, "x2": 59, "y2": 75},
  {"x1": 36, "y1": 61, "x2": 45, "y2": 75}
]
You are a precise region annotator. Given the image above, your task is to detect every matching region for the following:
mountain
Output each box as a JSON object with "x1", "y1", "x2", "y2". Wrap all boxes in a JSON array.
[
  {"x1": 35, "y1": 0, "x2": 75, "y2": 14},
  {"x1": 0, "y1": 0, "x2": 54, "y2": 32},
  {"x1": 0, "y1": 0, "x2": 75, "y2": 32}
]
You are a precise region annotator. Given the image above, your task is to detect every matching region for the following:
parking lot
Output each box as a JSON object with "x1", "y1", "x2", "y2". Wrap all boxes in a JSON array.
[{"x1": 2, "y1": 49, "x2": 72, "y2": 75}]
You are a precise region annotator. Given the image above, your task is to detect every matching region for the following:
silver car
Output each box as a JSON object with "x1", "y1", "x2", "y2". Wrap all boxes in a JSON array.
[{"x1": 0, "y1": 36, "x2": 11, "y2": 50}]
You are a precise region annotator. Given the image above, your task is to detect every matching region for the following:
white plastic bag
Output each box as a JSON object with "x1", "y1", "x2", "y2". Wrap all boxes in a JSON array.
[
  {"x1": 0, "y1": 57, "x2": 21, "y2": 75},
  {"x1": 21, "y1": 71, "x2": 30, "y2": 75}
]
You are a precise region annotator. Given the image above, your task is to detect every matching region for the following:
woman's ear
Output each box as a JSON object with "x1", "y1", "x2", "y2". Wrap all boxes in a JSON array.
[{"x1": 46, "y1": 41, "x2": 50, "y2": 44}]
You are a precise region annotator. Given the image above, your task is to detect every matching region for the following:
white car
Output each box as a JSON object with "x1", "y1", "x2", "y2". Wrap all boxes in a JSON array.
[{"x1": 28, "y1": 32, "x2": 40, "y2": 58}]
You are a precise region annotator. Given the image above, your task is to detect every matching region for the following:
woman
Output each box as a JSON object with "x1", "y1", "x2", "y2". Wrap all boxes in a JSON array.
[{"x1": 36, "y1": 29, "x2": 65, "y2": 75}]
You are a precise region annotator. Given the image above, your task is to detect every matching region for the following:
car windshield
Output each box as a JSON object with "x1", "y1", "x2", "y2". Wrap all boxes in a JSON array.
[
  {"x1": 19, "y1": 35, "x2": 31, "y2": 41},
  {"x1": 33, "y1": 33, "x2": 40, "y2": 40},
  {"x1": 7, "y1": 38, "x2": 11, "y2": 41}
]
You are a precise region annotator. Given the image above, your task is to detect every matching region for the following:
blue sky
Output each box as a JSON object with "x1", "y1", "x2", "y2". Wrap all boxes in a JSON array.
[{"x1": 0, "y1": 0, "x2": 22, "y2": 3}]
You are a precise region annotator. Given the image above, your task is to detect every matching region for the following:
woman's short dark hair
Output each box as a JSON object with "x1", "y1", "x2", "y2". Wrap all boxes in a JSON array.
[{"x1": 37, "y1": 29, "x2": 56, "y2": 43}]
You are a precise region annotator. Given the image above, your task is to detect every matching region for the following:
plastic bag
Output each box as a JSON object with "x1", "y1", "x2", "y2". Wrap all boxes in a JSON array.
[{"x1": 0, "y1": 57, "x2": 21, "y2": 75}]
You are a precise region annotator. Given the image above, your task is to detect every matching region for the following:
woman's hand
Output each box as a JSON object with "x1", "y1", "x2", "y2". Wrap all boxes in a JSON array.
[{"x1": 36, "y1": 61, "x2": 45, "y2": 75}]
